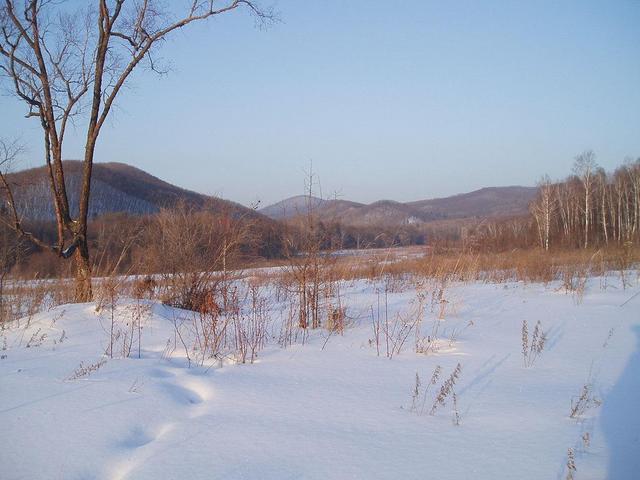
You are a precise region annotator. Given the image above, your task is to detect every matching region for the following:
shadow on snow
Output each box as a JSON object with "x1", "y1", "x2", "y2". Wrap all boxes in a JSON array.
[{"x1": 601, "y1": 325, "x2": 640, "y2": 479}]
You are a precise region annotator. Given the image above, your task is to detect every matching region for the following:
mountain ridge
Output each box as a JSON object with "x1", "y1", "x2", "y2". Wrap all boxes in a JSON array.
[
  {"x1": 259, "y1": 186, "x2": 538, "y2": 226},
  {"x1": 4, "y1": 161, "x2": 538, "y2": 228}
]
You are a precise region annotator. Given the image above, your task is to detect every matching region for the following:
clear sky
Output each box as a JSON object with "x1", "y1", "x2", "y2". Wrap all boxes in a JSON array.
[{"x1": 1, "y1": 0, "x2": 639, "y2": 207}]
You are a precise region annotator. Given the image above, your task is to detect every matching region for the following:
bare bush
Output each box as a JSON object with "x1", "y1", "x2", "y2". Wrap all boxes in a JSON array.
[
  {"x1": 370, "y1": 284, "x2": 424, "y2": 359},
  {"x1": 561, "y1": 265, "x2": 589, "y2": 304},
  {"x1": 145, "y1": 203, "x2": 252, "y2": 312},
  {"x1": 177, "y1": 290, "x2": 229, "y2": 367},
  {"x1": 132, "y1": 275, "x2": 157, "y2": 300},
  {"x1": 94, "y1": 269, "x2": 151, "y2": 359},
  {"x1": 231, "y1": 283, "x2": 270, "y2": 364},
  {"x1": 172, "y1": 279, "x2": 271, "y2": 367}
]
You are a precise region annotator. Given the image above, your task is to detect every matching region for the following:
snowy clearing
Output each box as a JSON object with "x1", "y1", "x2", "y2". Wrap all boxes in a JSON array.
[{"x1": 1, "y1": 274, "x2": 639, "y2": 480}]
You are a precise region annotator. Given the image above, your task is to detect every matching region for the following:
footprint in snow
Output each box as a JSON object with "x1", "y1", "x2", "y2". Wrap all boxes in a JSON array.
[
  {"x1": 118, "y1": 426, "x2": 155, "y2": 449},
  {"x1": 162, "y1": 382, "x2": 204, "y2": 405},
  {"x1": 146, "y1": 367, "x2": 176, "y2": 378}
]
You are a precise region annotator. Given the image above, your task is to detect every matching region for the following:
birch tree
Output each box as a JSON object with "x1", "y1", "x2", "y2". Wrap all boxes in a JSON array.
[
  {"x1": 573, "y1": 151, "x2": 597, "y2": 249},
  {"x1": 531, "y1": 175, "x2": 554, "y2": 250}
]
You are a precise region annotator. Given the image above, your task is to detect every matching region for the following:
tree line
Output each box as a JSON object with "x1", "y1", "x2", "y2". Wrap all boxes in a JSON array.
[
  {"x1": 530, "y1": 153, "x2": 639, "y2": 250},
  {"x1": 465, "y1": 154, "x2": 640, "y2": 253}
]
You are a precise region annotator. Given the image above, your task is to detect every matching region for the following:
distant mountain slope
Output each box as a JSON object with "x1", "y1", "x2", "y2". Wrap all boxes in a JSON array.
[
  {"x1": 257, "y1": 195, "x2": 327, "y2": 219},
  {"x1": 339, "y1": 200, "x2": 424, "y2": 226},
  {"x1": 407, "y1": 186, "x2": 538, "y2": 220},
  {"x1": 259, "y1": 186, "x2": 538, "y2": 226},
  {"x1": 5, "y1": 161, "x2": 261, "y2": 222},
  {"x1": 259, "y1": 195, "x2": 365, "y2": 220},
  {"x1": 6, "y1": 161, "x2": 537, "y2": 229}
]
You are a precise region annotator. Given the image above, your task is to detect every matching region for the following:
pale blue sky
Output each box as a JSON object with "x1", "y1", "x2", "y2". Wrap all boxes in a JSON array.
[{"x1": 1, "y1": 0, "x2": 639, "y2": 206}]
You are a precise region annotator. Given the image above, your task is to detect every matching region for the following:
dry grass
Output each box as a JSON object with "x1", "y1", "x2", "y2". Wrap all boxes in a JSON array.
[
  {"x1": 566, "y1": 448, "x2": 576, "y2": 480},
  {"x1": 279, "y1": 245, "x2": 640, "y2": 289},
  {"x1": 522, "y1": 320, "x2": 547, "y2": 368},
  {"x1": 0, "y1": 277, "x2": 75, "y2": 331},
  {"x1": 65, "y1": 358, "x2": 107, "y2": 381},
  {"x1": 429, "y1": 363, "x2": 463, "y2": 416},
  {"x1": 1, "y1": 245, "x2": 637, "y2": 338},
  {"x1": 569, "y1": 383, "x2": 602, "y2": 419}
]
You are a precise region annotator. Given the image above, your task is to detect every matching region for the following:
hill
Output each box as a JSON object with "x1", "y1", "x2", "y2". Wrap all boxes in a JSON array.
[
  {"x1": 4, "y1": 161, "x2": 262, "y2": 222},
  {"x1": 259, "y1": 186, "x2": 538, "y2": 226},
  {"x1": 407, "y1": 186, "x2": 538, "y2": 220}
]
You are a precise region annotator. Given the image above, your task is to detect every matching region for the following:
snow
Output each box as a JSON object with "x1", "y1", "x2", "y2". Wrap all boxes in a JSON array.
[{"x1": 1, "y1": 274, "x2": 639, "y2": 480}]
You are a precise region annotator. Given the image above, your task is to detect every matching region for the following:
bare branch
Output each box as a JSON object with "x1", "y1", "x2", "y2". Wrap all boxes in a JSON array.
[{"x1": 0, "y1": 138, "x2": 54, "y2": 252}]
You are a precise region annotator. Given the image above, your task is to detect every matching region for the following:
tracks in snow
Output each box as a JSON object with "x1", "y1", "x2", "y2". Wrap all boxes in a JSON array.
[{"x1": 109, "y1": 363, "x2": 215, "y2": 480}]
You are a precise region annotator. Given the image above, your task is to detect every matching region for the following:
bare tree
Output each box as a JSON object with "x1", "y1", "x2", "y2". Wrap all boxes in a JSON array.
[
  {"x1": 573, "y1": 150, "x2": 597, "y2": 249},
  {"x1": 0, "y1": 0, "x2": 273, "y2": 301},
  {"x1": 595, "y1": 167, "x2": 609, "y2": 245},
  {"x1": 628, "y1": 158, "x2": 640, "y2": 238},
  {"x1": 530, "y1": 175, "x2": 555, "y2": 251},
  {"x1": 281, "y1": 166, "x2": 342, "y2": 331}
]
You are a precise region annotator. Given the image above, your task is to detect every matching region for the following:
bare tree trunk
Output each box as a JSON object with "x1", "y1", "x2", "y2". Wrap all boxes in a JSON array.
[
  {"x1": 601, "y1": 184, "x2": 608, "y2": 245},
  {"x1": 584, "y1": 188, "x2": 590, "y2": 249},
  {"x1": 573, "y1": 151, "x2": 597, "y2": 249},
  {"x1": 74, "y1": 240, "x2": 92, "y2": 302}
]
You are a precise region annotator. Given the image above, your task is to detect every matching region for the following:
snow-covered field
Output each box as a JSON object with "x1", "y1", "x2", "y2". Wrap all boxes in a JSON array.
[{"x1": 2, "y1": 273, "x2": 639, "y2": 480}]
